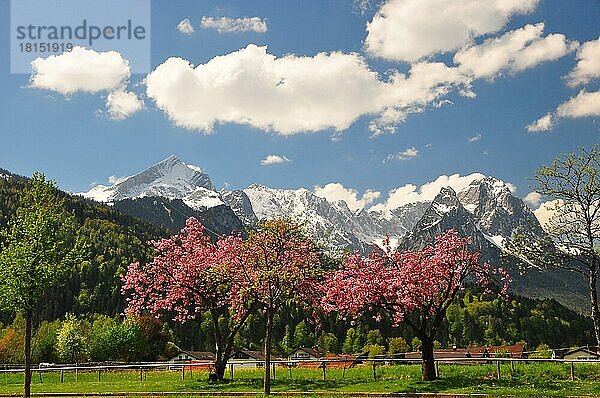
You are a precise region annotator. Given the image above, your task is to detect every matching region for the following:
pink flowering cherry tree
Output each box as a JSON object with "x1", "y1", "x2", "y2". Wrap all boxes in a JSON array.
[
  {"x1": 121, "y1": 217, "x2": 249, "y2": 381},
  {"x1": 229, "y1": 218, "x2": 324, "y2": 395},
  {"x1": 322, "y1": 230, "x2": 510, "y2": 381}
]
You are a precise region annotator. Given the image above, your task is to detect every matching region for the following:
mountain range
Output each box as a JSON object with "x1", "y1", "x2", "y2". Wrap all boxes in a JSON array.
[{"x1": 81, "y1": 155, "x2": 587, "y2": 312}]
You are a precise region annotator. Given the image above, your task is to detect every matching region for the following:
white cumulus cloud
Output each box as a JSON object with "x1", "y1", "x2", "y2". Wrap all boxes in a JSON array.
[
  {"x1": 30, "y1": 46, "x2": 131, "y2": 95},
  {"x1": 369, "y1": 173, "x2": 507, "y2": 213},
  {"x1": 385, "y1": 147, "x2": 419, "y2": 161},
  {"x1": 105, "y1": 90, "x2": 144, "y2": 120},
  {"x1": 564, "y1": 37, "x2": 600, "y2": 88},
  {"x1": 523, "y1": 191, "x2": 543, "y2": 208},
  {"x1": 177, "y1": 19, "x2": 195, "y2": 35},
  {"x1": 260, "y1": 154, "x2": 290, "y2": 165},
  {"x1": 526, "y1": 112, "x2": 555, "y2": 132},
  {"x1": 314, "y1": 183, "x2": 381, "y2": 212},
  {"x1": 526, "y1": 90, "x2": 600, "y2": 132},
  {"x1": 200, "y1": 16, "x2": 267, "y2": 33},
  {"x1": 364, "y1": 0, "x2": 539, "y2": 62},
  {"x1": 455, "y1": 23, "x2": 577, "y2": 80},
  {"x1": 144, "y1": 44, "x2": 470, "y2": 136},
  {"x1": 556, "y1": 90, "x2": 600, "y2": 119}
]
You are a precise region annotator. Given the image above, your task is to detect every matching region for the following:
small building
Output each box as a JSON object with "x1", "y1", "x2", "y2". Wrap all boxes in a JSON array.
[
  {"x1": 287, "y1": 347, "x2": 325, "y2": 361},
  {"x1": 562, "y1": 347, "x2": 600, "y2": 360},
  {"x1": 169, "y1": 350, "x2": 215, "y2": 363},
  {"x1": 229, "y1": 350, "x2": 283, "y2": 369}
]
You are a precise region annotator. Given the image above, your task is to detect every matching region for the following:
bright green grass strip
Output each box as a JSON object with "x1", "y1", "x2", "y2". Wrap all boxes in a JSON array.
[{"x1": 0, "y1": 362, "x2": 599, "y2": 396}]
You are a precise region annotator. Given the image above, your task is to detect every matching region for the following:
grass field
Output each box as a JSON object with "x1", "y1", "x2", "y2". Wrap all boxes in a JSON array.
[{"x1": 0, "y1": 362, "x2": 599, "y2": 396}]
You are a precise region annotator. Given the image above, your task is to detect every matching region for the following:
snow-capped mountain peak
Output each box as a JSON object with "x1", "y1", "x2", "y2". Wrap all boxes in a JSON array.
[{"x1": 82, "y1": 155, "x2": 214, "y2": 203}]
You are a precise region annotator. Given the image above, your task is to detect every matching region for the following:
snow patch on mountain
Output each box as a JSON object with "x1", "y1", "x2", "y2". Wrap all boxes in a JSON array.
[{"x1": 183, "y1": 187, "x2": 225, "y2": 210}]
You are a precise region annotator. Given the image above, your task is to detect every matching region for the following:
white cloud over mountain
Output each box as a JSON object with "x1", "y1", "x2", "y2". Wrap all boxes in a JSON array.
[
  {"x1": 30, "y1": 47, "x2": 131, "y2": 95},
  {"x1": 523, "y1": 191, "x2": 543, "y2": 208},
  {"x1": 200, "y1": 16, "x2": 267, "y2": 33},
  {"x1": 314, "y1": 183, "x2": 381, "y2": 212},
  {"x1": 369, "y1": 173, "x2": 501, "y2": 213},
  {"x1": 364, "y1": 0, "x2": 539, "y2": 62}
]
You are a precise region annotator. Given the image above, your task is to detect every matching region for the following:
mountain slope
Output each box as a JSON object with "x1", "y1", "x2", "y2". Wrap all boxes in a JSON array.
[
  {"x1": 82, "y1": 156, "x2": 245, "y2": 236},
  {"x1": 84, "y1": 155, "x2": 214, "y2": 203}
]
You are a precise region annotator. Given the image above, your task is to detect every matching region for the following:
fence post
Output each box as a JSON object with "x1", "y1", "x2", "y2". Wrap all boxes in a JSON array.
[
  {"x1": 60, "y1": 370, "x2": 64, "y2": 383},
  {"x1": 288, "y1": 363, "x2": 292, "y2": 379},
  {"x1": 511, "y1": 360, "x2": 515, "y2": 373},
  {"x1": 38, "y1": 370, "x2": 42, "y2": 383},
  {"x1": 75, "y1": 368, "x2": 78, "y2": 382},
  {"x1": 496, "y1": 360, "x2": 501, "y2": 380},
  {"x1": 570, "y1": 362, "x2": 575, "y2": 381},
  {"x1": 322, "y1": 362, "x2": 326, "y2": 381},
  {"x1": 140, "y1": 367, "x2": 143, "y2": 381},
  {"x1": 181, "y1": 366, "x2": 185, "y2": 381},
  {"x1": 435, "y1": 360, "x2": 439, "y2": 378},
  {"x1": 372, "y1": 360, "x2": 377, "y2": 380},
  {"x1": 272, "y1": 363, "x2": 275, "y2": 379},
  {"x1": 230, "y1": 363, "x2": 234, "y2": 380}
]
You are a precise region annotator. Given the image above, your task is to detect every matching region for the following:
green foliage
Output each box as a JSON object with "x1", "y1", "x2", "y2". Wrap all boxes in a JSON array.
[
  {"x1": 32, "y1": 320, "x2": 60, "y2": 363},
  {"x1": 342, "y1": 327, "x2": 366, "y2": 354},
  {"x1": 56, "y1": 314, "x2": 89, "y2": 363},
  {"x1": 317, "y1": 332, "x2": 339, "y2": 354},
  {"x1": 388, "y1": 337, "x2": 409, "y2": 355},
  {"x1": 366, "y1": 330, "x2": 383, "y2": 346},
  {"x1": 363, "y1": 343, "x2": 385, "y2": 358},
  {"x1": 0, "y1": 173, "x2": 77, "y2": 313},
  {"x1": 411, "y1": 336, "x2": 421, "y2": 351},
  {"x1": 293, "y1": 321, "x2": 314, "y2": 348},
  {"x1": 530, "y1": 343, "x2": 552, "y2": 359}
]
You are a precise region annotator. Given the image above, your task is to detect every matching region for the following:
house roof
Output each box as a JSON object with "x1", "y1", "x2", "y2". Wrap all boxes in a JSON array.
[
  {"x1": 288, "y1": 347, "x2": 325, "y2": 358},
  {"x1": 237, "y1": 350, "x2": 265, "y2": 360},
  {"x1": 174, "y1": 351, "x2": 215, "y2": 360},
  {"x1": 563, "y1": 347, "x2": 600, "y2": 358}
]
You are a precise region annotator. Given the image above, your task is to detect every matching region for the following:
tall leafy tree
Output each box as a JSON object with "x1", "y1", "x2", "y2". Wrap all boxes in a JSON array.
[
  {"x1": 122, "y1": 217, "x2": 249, "y2": 381},
  {"x1": 505, "y1": 144, "x2": 600, "y2": 346},
  {"x1": 323, "y1": 231, "x2": 509, "y2": 381},
  {"x1": 230, "y1": 219, "x2": 323, "y2": 395},
  {"x1": 0, "y1": 173, "x2": 77, "y2": 397}
]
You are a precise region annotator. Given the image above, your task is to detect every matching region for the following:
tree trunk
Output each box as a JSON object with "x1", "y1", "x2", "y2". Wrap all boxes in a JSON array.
[
  {"x1": 589, "y1": 268, "x2": 600, "y2": 350},
  {"x1": 210, "y1": 310, "x2": 225, "y2": 382},
  {"x1": 263, "y1": 307, "x2": 273, "y2": 395},
  {"x1": 24, "y1": 309, "x2": 32, "y2": 398},
  {"x1": 420, "y1": 338, "x2": 436, "y2": 381}
]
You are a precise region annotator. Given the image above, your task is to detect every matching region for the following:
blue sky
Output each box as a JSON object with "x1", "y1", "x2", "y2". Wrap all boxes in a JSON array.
[{"x1": 0, "y1": 0, "x2": 598, "y2": 208}]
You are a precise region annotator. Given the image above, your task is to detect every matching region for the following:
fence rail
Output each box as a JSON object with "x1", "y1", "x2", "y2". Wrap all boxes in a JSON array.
[{"x1": 1, "y1": 357, "x2": 599, "y2": 374}]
